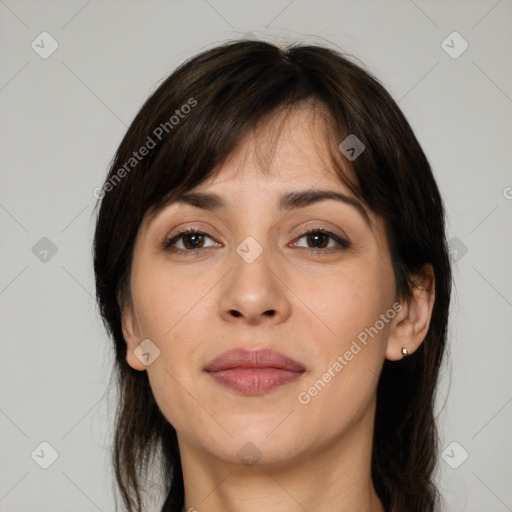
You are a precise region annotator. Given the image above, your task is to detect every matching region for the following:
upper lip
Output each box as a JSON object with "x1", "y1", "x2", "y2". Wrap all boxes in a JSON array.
[{"x1": 204, "y1": 348, "x2": 305, "y2": 372}]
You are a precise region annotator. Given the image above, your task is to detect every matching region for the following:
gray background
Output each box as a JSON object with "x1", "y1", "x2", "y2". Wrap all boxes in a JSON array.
[{"x1": 1, "y1": 0, "x2": 511, "y2": 510}]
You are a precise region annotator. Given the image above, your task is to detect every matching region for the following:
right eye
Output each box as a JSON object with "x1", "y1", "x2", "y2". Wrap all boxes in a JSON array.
[{"x1": 163, "y1": 228, "x2": 220, "y2": 253}]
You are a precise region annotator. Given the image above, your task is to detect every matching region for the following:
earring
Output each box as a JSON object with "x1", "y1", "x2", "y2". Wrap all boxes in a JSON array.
[{"x1": 401, "y1": 347, "x2": 409, "y2": 358}]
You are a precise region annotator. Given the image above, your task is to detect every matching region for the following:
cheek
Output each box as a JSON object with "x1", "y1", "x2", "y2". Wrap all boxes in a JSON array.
[
  {"x1": 297, "y1": 362, "x2": 379, "y2": 441},
  {"x1": 294, "y1": 310, "x2": 388, "y2": 435},
  {"x1": 131, "y1": 264, "x2": 216, "y2": 427},
  {"x1": 291, "y1": 261, "x2": 393, "y2": 413},
  {"x1": 132, "y1": 261, "x2": 210, "y2": 339},
  {"x1": 292, "y1": 260, "x2": 391, "y2": 349}
]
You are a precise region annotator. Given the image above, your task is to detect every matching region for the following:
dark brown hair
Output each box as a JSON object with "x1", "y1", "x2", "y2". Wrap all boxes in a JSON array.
[{"x1": 93, "y1": 39, "x2": 452, "y2": 512}]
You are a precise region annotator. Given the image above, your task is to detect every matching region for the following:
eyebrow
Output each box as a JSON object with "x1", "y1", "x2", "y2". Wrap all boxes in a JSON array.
[{"x1": 172, "y1": 189, "x2": 373, "y2": 229}]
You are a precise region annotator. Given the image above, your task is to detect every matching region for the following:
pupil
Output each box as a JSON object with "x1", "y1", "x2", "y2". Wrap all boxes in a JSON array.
[
  {"x1": 186, "y1": 234, "x2": 203, "y2": 249},
  {"x1": 309, "y1": 233, "x2": 327, "y2": 248}
]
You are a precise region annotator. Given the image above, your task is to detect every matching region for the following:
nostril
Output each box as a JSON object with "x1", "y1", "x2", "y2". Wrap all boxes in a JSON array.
[
  {"x1": 264, "y1": 310, "x2": 276, "y2": 317},
  {"x1": 230, "y1": 310, "x2": 241, "y2": 317}
]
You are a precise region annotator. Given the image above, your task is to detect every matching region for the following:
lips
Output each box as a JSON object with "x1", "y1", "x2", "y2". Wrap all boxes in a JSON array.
[
  {"x1": 204, "y1": 348, "x2": 305, "y2": 395},
  {"x1": 204, "y1": 348, "x2": 305, "y2": 372}
]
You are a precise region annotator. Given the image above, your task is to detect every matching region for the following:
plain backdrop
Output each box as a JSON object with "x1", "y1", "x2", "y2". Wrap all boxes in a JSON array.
[{"x1": 1, "y1": 1, "x2": 511, "y2": 511}]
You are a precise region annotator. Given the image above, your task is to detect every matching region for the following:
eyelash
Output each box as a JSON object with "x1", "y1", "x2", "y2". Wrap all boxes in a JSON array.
[{"x1": 163, "y1": 227, "x2": 350, "y2": 255}]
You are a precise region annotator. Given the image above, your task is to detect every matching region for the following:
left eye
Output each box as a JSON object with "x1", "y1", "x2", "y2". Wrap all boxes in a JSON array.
[{"x1": 292, "y1": 229, "x2": 350, "y2": 251}]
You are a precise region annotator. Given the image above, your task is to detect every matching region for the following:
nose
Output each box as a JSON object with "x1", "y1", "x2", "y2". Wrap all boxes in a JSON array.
[{"x1": 218, "y1": 246, "x2": 292, "y2": 326}]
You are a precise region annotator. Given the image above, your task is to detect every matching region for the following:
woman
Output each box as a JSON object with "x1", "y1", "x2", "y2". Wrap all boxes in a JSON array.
[{"x1": 93, "y1": 39, "x2": 452, "y2": 512}]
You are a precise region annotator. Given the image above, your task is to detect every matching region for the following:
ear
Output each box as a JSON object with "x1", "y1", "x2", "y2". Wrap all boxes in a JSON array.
[
  {"x1": 386, "y1": 264, "x2": 436, "y2": 361},
  {"x1": 121, "y1": 303, "x2": 147, "y2": 371}
]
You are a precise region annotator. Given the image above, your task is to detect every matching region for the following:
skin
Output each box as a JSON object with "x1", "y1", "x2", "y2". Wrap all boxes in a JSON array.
[{"x1": 121, "y1": 104, "x2": 435, "y2": 512}]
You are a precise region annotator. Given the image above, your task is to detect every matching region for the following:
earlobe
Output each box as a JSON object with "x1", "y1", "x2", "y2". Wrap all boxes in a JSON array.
[
  {"x1": 385, "y1": 264, "x2": 436, "y2": 361},
  {"x1": 121, "y1": 306, "x2": 147, "y2": 372}
]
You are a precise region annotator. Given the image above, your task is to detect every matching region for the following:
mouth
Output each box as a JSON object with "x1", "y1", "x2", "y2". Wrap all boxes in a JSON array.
[{"x1": 204, "y1": 348, "x2": 306, "y2": 395}]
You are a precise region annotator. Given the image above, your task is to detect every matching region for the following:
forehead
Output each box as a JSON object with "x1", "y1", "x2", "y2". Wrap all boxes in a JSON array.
[
  {"x1": 205, "y1": 102, "x2": 350, "y2": 187},
  {"x1": 143, "y1": 102, "x2": 360, "y2": 223}
]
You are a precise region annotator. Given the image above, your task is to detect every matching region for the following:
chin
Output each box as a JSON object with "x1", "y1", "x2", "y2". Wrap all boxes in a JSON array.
[
  {"x1": 212, "y1": 436, "x2": 304, "y2": 469},
  {"x1": 204, "y1": 414, "x2": 306, "y2": 467}
]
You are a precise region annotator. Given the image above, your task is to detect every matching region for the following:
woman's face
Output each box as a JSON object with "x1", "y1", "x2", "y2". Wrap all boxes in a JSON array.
[{"x1": 122, "y1": 105, "x2": 399, "y2": 467}]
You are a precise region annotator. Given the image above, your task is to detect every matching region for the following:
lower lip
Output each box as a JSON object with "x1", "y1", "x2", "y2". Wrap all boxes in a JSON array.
[{"x1": 206, "y1": 368, "x2": 304, "y2": 395}]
